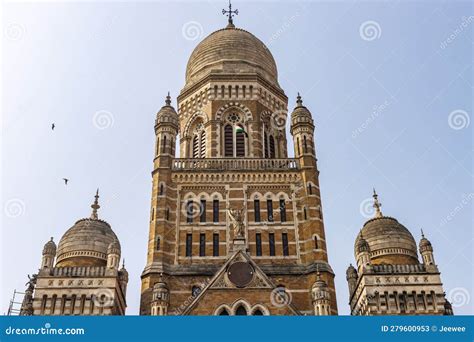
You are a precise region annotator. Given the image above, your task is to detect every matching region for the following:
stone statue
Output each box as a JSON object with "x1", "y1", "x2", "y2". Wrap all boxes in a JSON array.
[
  {"x1": 25, "y1": 274, "x2": 37, "y2": 291},
  {"x1": 20, "y1": 274, "x2": 37, "y2": 316},
  {"x1": 227, "y1": 207, "x2": 245, "y2": 238}
]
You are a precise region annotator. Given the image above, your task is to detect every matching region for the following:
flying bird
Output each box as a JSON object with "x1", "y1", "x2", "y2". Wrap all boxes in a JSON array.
[
  {"x1": 63, "y1": 178, "x2": 69, "y2": 185},
  {"x1": 51, "y1": 123, "x2": 55, "y2": 130}
]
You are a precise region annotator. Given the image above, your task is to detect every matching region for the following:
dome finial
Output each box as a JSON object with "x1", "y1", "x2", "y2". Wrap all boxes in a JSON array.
[
  {"x1": 421, "y1": 228, "x2": 425, "y2": 238},
  {"x1": 372, "y1": 188, "x2": 383, "y2": 218},
  {"x1": 90, "y1": 188, "x2": 100, "y2": 219},
  {"x1": 165, "y1": 92, "x2": 171, "y2": 106},
  {"x1": 296, "y1": 92, "x2": 303, "y2": 106},
  {"x1": 222, "y1": 0, "x2": 238, "y2": 28}
]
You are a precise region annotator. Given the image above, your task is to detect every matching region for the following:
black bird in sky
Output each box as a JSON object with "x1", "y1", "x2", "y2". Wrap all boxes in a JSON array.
[
  {"x1": 63, "y1": 178, "x2": 69, "y2": 185},
  {"x1": 52, "y1": 123, "x2": 55, "y2": 130}
]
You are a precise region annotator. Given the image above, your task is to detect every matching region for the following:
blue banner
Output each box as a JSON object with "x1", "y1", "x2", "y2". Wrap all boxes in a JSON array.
[{"x1": 0, "y1": 316, "x2": 472, "y2": 342}]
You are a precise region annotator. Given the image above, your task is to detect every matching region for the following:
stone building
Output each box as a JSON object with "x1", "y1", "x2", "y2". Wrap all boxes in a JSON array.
[
  {"x1": 346, "y1": 190, "x2": 453, "y2": 315},
  {"x1": 139, "y1": 14, "x2": 337, "y2": 315},
  {"x1": 20, "y1": 191, "x2": 128, "y2": 316}
]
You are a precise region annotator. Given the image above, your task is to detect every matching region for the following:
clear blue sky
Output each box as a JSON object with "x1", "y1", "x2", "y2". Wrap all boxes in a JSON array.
[{"x1": 2, "y1": 0, "x2": 472, "y2": 315}]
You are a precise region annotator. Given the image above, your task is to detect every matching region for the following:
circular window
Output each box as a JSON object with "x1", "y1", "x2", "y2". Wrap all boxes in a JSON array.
[
  {"x1": 227, "y1": 113, "x2": 241, "y2": 123},
  {"x1": 227, "y1": 262, "x2": 254, "y2": 288}
]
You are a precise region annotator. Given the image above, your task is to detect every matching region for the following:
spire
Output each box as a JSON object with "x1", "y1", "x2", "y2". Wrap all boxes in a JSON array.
[
  {"x1": 372, "y1": 188, "x2": 383, "y2": 218},
  {"x1": 165, "y1": 92, "x2": 171, "y2": 106},
  {"x1": 122, "y1": 259, "x2": 126, "y2": 269},
  {"x1": 222, "y1": 0, "x2": 238, "y2": 28},
  {"x1": 90, "y1": 188, "x2": 100, "y2": 219},
  {"x1": 296, "y1": 92, "x2": 303, "y2": 106},
  {"x1": 421, "y1": 228, "x2": 425, "y2": 238}
]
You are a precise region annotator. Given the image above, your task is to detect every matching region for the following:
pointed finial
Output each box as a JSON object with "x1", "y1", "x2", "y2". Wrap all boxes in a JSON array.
[
  {"x1": 50, "y1": 237, "x2": 54, "y2": 241},
  {"x1": 165, "y1": 92, "x2": 171, "y2": 106},
  {"x1": 372, "y1": 188, "x2": 383, "y2": 218},
  {"x1": 90, "y1": 188, "x2": 100, "y2": 219},
  {"x1": 222, "y1": 0, "x2": 238, "y2": 28},
  {"x1": 296, "y1": 92, "x2": 303, "y2": 106},
  {"x1": 421, "y1": 228, "x2": 425, "y2": 238},
  {"x1": 122, "y1": 259, "x2": 126, "y2": 268}
]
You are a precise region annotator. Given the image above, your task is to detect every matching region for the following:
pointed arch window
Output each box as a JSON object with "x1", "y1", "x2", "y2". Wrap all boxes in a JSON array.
[
  {"x1": 236, "y1": 125, "x2": 245, "y2": 157},
  {"x1": 264, "y1": 131, "x2": 269, "y2": 158},
  {"x1": 192, "y1": 135, "x2": 199, "y2": 158},
  {"x1": 219, "y1": 308, "x2": 229, "y2": 316},
  {"x1": 200, "y1": 131, "x2": 206, "y2": 157},
  {"x1": 223, "y1": 113, "x2": 247, "y2": 157},
  {"x1": 253, "y1": 309, "x2": 263, "y2": 316},
  {"x1": 303, "y1": 136, "x2": 308, "y2": 153},
  {"x1": 162, "y1": 135, "x2": 167, "y2": 153},
  {"x1": 235, "y1": 306, "x2": 247, "y2": 315},
  {"x1": 296, "y1": 137, "x2": 300, "y2": 156}
]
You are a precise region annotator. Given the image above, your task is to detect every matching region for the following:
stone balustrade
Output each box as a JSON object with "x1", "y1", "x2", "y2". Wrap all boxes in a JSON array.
[{"x1": 172, "y1": 158, "x2": 299, "y2": 171}]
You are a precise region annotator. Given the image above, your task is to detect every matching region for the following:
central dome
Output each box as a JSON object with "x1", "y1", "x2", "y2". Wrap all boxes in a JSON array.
[{"x1": 185, "y1": 26, "x2": 279, "y2": 88}]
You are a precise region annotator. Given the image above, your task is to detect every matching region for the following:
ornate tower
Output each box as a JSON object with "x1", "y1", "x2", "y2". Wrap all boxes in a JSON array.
[
  {"x1": 346, "y1": 190, "x2": 453, "y2": 315},
  {"x1": 140, "y1": 8, "x2": 337, "y2": 315},
  {"x1": 20, "y1": 191, "x2": 129, "y2": 316}
]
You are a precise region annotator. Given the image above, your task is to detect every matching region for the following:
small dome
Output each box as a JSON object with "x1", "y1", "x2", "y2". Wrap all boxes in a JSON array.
[
  {"x1": 355, "y1": 216, "x2": 419, "y2": 265},
  {"x1": 156, "y1": 94, "x2": 178, "y2": 127},
  {"x1": 153, "y1": 281, "x2": 168, "y2": 291},
  {"x1": 42, "y1": 237, "x2": 57, "y2": 256},
  {"x1": 185, "y1": 26, "x2": 279, "y2": 89},
  {"x1": 119, "y1": 265, "x2": 129, "y2": 282},
  {"x1": 290, "y1": 94, "x2": 314, "y2": 131},
  {"x1": 107, "y1": 241, "x2": 121, "y2": 255},
  {"x1": 355, "y1": 235, "x2": 370, "y2": 253},
  {"x1": 346, "y1": 264, "x2": 357, "y2": 278}
]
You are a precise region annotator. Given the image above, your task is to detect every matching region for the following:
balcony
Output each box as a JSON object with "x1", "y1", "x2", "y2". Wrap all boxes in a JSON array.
[{"x1": 172, "y1": 158, "x2": 299, "y2": 171}]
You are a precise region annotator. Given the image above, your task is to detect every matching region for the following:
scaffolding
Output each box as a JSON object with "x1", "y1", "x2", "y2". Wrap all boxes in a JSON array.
[{"x1": 6, "y1": 290, "x2": 25, "y2": 316}]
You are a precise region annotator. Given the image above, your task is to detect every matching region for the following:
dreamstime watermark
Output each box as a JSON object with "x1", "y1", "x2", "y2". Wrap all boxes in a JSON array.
[
  {"x1": 172, "y1": 278, "x2": 210, "y2": 315},
  {"x1": 269, "y1": 109, "x2": 288, "y2": 131},
  {"x1": 4, "y1": 198, "x2": 26, "y2": 218},
  {"x1": 352, "y1": 99, "x2": 392, "y2": 139},
  {"x1": 4, "y1": 323, "x2": 84, "y2": 336},
  {"x1": 93, "y1": 110, "x2": 114, "y2": 130},
  {"x1": 270, "y1": 287, "x2": 292, "y2": 308},
  {"x1": 448, "y1": 109, "x2": 470, "y2": 130},
  {"x1": 181, "y1": 200, "x2": 205, "y2": 221},
  {"x1": 359, "y1": 197, "x2": 376, "y2": 219},
  {"x1": 448, "y1": 287, "x2": 471, "y2": 308},
  {"x1": 359, "y1": 20, "x2": 382, "y2": 41},
  {"x1": 4, "y1": 23, "x2": 26, "y2": 41},
  {"x1": 440, "y1": 16, "x2": 474, "y2": 50},
  {"x1": 267, "y1": 11, "x2": 300, "y2": 46},
  {"x1": 182, "y1": 21, "x2": 203, "y2": 41},
  {"x1": 92, "y1": 288, "x2": 115, "y2": 308},
  {"x1": 439, "y1": 193, "x2": 474, "y2": 227}
]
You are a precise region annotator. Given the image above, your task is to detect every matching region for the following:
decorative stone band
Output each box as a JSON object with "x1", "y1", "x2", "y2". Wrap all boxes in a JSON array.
[
  {"x1": 56, "y1": 250, "x2": 107, "y2": 264},
  {"x1": 369, "y1": 247, "x2": 418, "y2": 259},
  {"x1": 172, "y1": 158, "x2": 299, "y2": 171},
  {"x1": 369, "y1": 264, "x2": 428, "y2": 274},
  {"x1": 48, "y1": 266, "x2": 107, "y2": 277}
]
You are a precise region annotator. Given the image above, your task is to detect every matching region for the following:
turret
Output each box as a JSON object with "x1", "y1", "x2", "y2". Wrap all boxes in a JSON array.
[
  {"x1": 106, "y1": 241, "x2": 121, "y2": 269},
  {"x1": 290, "y1": 93, "x2": 316, "y2": 166},
  {"x1": 41, "y1": 237, "x2": 56, "y2": 269},
  {"x1": 312, "y1": 272, "x2": 331, "y2": 315},
  {"x1": 154, "y1": 93, "x2": 179, "y2": 163},
  {"x1": 419, "y1": 229, "x2": 435, "y2": 265},
  {"x1": 355, "y1": 233, "x2": 371, "y2": 272},
  {"x1": 119, "y1": 260, "x2": 129, "y2": 296},
  {"x1": 346, "y1": 264, "x2": 358, "y2": 297},
  {"x1": 151, "y1": 275, "x2": 170, "y2": 316}
]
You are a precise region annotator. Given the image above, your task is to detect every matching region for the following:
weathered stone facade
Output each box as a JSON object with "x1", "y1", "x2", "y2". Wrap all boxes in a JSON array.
[
  {"x1": 346, "y1": 191, "x2": 453, "y2": 316},
  {"x1": 140, "y1": 20, "x2": 337, "y2": 316}
]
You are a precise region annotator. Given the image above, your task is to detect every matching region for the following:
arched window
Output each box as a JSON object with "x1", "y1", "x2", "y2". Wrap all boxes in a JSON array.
[
  {"x1": 303, "y1": 136, "x2": 308, "y2": 153},
  {"x1": 200, "y1": 131, "x2": 206, "y2": 157},
  {"x1": 219, "y1": 308, "x2": 229, "y2": 316},
  {"x1": 235, "y1": 305, "x2": 247, "y2": 315},
  {"x1": 269, "y1": 135, "x2": 276, "y2": 158},
  {"x1": 253, "y1": 309, "x2": 263, "y2": 316},
  {"x1": 192, "y1": 135, "x2": 199, "y2": 158},
  {"x1": 156, "y1": 237, "x2": 161, "y2": 251},
  {"x1": 162, "y1": 135, "x2": 167, "y2": 153},
  {"x1": 236, "y1": 125, "x2": 245, "y2": 157},
  {"x1": 159, "y1": 184, "x2": 164, "y2": 196},
  {"x1": 165, "y1": 208, "x2": 170, "y2": 221},
  {"x1": 224, "y1": 125, "x2": 233, "y2": 157},
  {"x1": 314, "y1": 236, "x2": 318, "y2": 249},
  {"x1": 303, "y1": 207, "x2": 308, "y2": 220},
  {"x1": 264, "y1": 131, "x2": 269, "y2": 158},
  {"x1": 156, "y1": 137, "x2": 160, "y2": 156},
  {"x1": 296, "y1": 137, "x2": 300, "y2": 156}
]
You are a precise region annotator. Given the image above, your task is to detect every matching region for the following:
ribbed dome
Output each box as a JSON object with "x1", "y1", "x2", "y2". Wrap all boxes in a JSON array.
[
  {"x1": 355, "y1": 216, "x2": 419, "y2": 265},
  {"x1": 56, "y1": 218, "x2": 120, "y2": 267},
  {"x1": 185, "y1": 26, "x2": 279, "y2": 88},
  {"x1": 42, "y1": 237, "x2": 57, "y2": 256}
]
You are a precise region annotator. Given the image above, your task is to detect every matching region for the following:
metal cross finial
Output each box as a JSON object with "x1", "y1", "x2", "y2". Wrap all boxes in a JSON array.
[
  {"x1": 90, "y1": 188, "x2": 100, "y2": 219},
  {"x1": 372, "y1": 188, "x2": 383, "y2": 218},
  {"x1": 222, "y1": 0, "x2": 238, "y2": 27}
]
